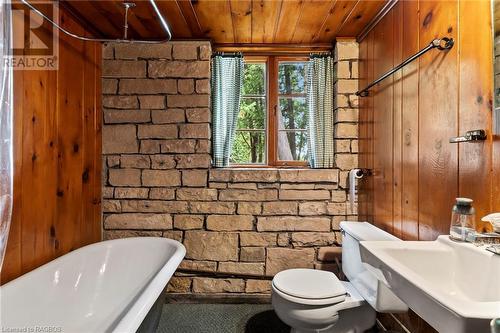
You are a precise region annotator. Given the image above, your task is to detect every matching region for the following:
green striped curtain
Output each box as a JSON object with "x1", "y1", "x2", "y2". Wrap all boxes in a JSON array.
[
  {"x1": 306, "y1": 55, "x2": 335, "y2": 168},
  {"x1": 211, "y1": 54, "x2": 244, "y2": 167}
]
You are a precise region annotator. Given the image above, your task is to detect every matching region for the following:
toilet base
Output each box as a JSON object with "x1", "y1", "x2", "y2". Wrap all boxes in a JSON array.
[
  {"x1": 287, "y1": 300, "x2": 375, "y2": 333},
  {"x1": 273, "y1": 281, "x2": 376, "y2": 333}
]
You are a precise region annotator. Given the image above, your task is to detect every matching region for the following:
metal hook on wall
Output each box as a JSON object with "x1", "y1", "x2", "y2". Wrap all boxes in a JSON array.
[{"x1": 21, "y1": 0, "x2": 172, "y2": 44}]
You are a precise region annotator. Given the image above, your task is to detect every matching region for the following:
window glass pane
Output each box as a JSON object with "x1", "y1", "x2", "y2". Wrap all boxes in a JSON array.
[
  {"x1": 278, "y1": 60, "x2": 308, "y2": 163},
  {"x1": 239, "y1": 97, "x2": 266, "y2": 129},
  {"x1": 242, "y1": 63, "x2": 266, "y2": 95},
  {"x1": 279, "y1": 62, "x2": 306, "y2": 94},
  {"x1": 278, "y1": 130, "x2": 308, "y2": 161},
  {"x1": 231, "y1": 61, "x2": 267, "y2": 165},
  {"x1": 231, "y1": 131, "x2": 266, "y2": 164},
  {"x1": 279, "y1": 97, "x2": 307, "y2": 130}
]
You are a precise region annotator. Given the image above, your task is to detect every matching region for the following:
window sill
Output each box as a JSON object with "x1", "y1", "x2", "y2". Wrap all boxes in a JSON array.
[
  {"x1": 222, "y1": 166, "x2": 314, "y2": 170},
  {"x1": 228, "y1": 163, "x2": 310, "y2": 170},
  {"x1": 211, "y1": 166, "x2": 338, "y2": 184}
]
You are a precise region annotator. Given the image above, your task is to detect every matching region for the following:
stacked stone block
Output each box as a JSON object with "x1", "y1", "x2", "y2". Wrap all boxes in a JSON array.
[
  {"x1": 334, "y1": 39, "x2": 360, "y2": 189},
  {"x1": 102, "y1": 40, "x2": 359, "y2": 295}
]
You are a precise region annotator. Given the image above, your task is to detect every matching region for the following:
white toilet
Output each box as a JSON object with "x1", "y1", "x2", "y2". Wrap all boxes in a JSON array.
[{"x1": 272, "y1": 222, "x2": 408, "y2": 333}]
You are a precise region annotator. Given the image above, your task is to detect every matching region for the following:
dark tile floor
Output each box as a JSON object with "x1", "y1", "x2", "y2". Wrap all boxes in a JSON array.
[{"x1": 157, "y1": 304, "x2": 290, "y2": 333}]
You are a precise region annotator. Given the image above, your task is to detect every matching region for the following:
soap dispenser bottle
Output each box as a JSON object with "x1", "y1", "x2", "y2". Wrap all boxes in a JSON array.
[{"x1": 449, "y1": 197, "x2": 476, "y2": 242}]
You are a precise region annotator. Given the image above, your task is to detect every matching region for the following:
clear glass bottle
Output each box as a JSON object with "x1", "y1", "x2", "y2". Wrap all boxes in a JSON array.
[{"x1": 449, "y1": 198, "x2": 476, "y2": 242}]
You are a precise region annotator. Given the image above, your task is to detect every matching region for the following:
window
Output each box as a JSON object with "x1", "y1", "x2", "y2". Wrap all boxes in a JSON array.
[
  {"x1": 230, "y1": 56, "x2": 309, "y2": 167},
  {"x1": 232, "y1": 62, "x2": 267, "y2": 164}
]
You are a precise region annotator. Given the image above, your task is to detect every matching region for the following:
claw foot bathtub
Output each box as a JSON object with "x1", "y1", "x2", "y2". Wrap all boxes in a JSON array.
[{"x1": 0, "y1": 237, "x2": 185, "y2": 333}]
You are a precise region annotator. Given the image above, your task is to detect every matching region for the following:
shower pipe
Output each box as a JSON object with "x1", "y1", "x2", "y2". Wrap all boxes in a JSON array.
[
  {"x1": 356, "y1": 37, "x2": 454, "y2": 97},
  {"x1": 21, "y1": 0, "x2": 172, "y2": 43}
]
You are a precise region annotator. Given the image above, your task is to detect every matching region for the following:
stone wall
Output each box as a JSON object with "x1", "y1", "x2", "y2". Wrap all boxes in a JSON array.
[{"x1": 101, "y1": 40, "x2": 359, "y2": 295}]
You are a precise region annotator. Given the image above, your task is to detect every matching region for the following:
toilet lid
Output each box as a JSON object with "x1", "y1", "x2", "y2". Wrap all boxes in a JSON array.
[{"x1": 273, "y1": 269, "x2": 346, "y2": 299}]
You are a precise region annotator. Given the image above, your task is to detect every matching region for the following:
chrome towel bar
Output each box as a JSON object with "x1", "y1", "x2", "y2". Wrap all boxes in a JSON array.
[{"x1": 356, "y1": 37, "x2": 454, "y2": 97}]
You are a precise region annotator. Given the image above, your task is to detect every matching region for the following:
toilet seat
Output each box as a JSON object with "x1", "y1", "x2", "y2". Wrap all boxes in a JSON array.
[{"x1": 272, "y1": 269, "x2": 347, "y2": 306}]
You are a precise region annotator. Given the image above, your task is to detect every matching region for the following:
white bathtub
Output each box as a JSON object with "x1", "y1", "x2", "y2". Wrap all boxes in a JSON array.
[{"x1": 0, "y1": 237, "x2": 185, "y2": 333}]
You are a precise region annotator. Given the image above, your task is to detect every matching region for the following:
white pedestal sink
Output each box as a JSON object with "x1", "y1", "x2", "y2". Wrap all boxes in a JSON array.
[{"x1": 360, "y1": 235, "x2": 500, "y2": 333}]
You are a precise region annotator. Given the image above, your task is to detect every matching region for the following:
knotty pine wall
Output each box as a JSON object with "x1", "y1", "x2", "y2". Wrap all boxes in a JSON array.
[
  {"x1": 358, "y1": 0, "x2": 499, "y2": 331},
  {"x1": 359, "y1": 0, "x2": 499, "y2": 240},
  {"x1": 1, "y1": 9, "x2": 102, "y2": 283}
]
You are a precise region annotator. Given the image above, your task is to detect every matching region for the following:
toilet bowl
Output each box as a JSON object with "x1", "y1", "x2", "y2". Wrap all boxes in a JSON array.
[
  {"x1": 272, "y1": 269, "x2": 375, "y2": 333},
  {"x1": 271, "y1": 222, "x2": 408, "y2": 333}
]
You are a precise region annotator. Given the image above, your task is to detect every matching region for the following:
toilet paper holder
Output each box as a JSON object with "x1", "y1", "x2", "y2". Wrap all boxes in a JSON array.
[
  {"x1": 351, "y1": 168, "x2": 371, "y2": 178},
  {"x1": 349, "y1": 169, "x2": 372, "y2": 213}
]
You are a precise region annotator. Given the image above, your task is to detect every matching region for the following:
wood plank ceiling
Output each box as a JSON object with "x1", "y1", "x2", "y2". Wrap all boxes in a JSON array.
[{"x1": 61, "y1": 0, "x2": 387, "y2": 45}]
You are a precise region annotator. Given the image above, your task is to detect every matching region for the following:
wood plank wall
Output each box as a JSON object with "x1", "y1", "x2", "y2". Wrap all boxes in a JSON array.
[
  {"x1": 359, "y1": 0, "x2": 497, "y2": 240},
  {"x1": 358, "y1": 0, "x2": 497, "y2": 331},
  {"x1": 1, "y1": 8, "x2": 102, "y2": 283}
]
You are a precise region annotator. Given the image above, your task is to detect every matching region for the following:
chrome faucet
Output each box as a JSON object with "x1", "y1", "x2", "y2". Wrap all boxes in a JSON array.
[
  {"x1": 464, "y1": 213, "x2": 500, "y2": 251},
  {"x1": 469, "y1": 232, "x2": 500, "y2": 245},
  {"x1": 465, "y1": 232, "x2": 500, "y2": 255},
  {"x1": 473, "y1": 214, "x2": 500, "y2": 246}
]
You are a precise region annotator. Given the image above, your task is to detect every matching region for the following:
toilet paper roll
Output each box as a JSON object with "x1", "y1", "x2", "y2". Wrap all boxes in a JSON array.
[{"x1": 349, "y1": 169, "x2": 363, "y2": 213}]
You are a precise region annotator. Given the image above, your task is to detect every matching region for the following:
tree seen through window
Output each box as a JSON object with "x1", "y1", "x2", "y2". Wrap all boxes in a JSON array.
[{"x1": 230, "y1": 57, "x2": 308, "y2": 166}]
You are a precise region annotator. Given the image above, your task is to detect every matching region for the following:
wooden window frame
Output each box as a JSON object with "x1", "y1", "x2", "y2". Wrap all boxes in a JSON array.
[{"x1": 232, "y1": 55, "x2": 309, "y2": 168}]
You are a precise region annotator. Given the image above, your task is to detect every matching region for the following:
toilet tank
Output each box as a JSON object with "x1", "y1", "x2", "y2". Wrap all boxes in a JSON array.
[{"x1": 340, "y1": 221, "x2": 408, "y2": 313}]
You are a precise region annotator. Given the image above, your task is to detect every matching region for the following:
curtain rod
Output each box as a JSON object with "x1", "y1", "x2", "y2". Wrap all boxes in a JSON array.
[
  {"x1": 356, "y1": 37, "x2": 454, "y2": 97},
  {"x1": 310, "y1": 52, "x2": 332, "y2": 58},
  {"x1": 214, "y1": 43, "x2": 333, "y2": 55},
  {"x1": 21, "y1": 0, "x2": 172, "y2": 43},
  {"x1": 211, "y1": 51, "x2": 243, "y2": 58}
]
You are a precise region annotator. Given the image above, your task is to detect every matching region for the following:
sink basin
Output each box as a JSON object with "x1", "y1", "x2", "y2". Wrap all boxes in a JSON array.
[{"x1": 360, "y1": 235, "x2": 500, "y2": 333}]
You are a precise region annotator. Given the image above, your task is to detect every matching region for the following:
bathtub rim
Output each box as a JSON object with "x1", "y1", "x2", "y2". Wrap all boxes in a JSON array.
[
  {"x1": 0, "y1": 237, "x2": 186, "y2": 333},
  {"x1": 112, "y1": 237, "x2": 186, "y2": 332}
]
